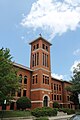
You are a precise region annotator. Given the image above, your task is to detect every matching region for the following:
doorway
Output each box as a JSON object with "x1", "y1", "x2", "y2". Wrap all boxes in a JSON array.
[{"x1": 43, "y1": 96, "x2": 48, "y2": 107}]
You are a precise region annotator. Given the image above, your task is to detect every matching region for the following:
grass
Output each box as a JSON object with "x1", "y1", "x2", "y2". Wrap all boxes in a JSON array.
[{"x1": 0, "y1": 110, "x2": 32, "y2": 118}]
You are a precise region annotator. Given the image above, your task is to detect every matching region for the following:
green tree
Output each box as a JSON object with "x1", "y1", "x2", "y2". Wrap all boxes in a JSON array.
[
  {"x1": 66, "y1": 63, "x2": 80, "y2": 108},
  {"x1": 0, "y1": 48, "x2": 19, "y2": 104},
  {"x1": 16, "y1": 97, "x2": 31, "y2": 110}
]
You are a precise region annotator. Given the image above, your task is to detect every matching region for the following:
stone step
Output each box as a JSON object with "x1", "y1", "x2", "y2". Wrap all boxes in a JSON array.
[{"x1": 57, "y1": 112, "x2": 67, "y2": 116}]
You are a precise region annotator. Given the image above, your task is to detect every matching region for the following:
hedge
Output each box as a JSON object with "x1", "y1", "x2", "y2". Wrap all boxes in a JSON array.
[{"x1": 31, "y1": 107, "x2": 57, "y2": 117}]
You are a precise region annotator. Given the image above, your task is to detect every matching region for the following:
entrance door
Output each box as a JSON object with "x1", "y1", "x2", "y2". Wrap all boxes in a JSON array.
[
  {"x1": 10, "y1": 102, "x2": 14, "y2": 110},
  {"x1": 43, "y1": 96, "x2": 48, "y2": 107}
]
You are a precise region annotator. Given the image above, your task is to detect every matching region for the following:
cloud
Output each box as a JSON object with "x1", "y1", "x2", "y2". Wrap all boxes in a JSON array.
[
  {"x1": 21, "y1": 0, "x2": 80, "y2": 40},
  {"x1": 51, "y1": 73, "x2": 63, "y2": 80},
  {"x1": 70, "y1": 60, "x2": 80, "y2": 72},
  {"x1": 73, "y1": 49, "x2": 80, "y2": 56}
]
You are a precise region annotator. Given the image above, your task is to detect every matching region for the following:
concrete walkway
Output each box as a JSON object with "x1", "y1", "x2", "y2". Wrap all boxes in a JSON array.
[
  {"x1": 0, "y1": 115, "x2": 74, "y2": 120},
  {"x1": 48, "y1": 114, "x2": 74, "y2": 120}
]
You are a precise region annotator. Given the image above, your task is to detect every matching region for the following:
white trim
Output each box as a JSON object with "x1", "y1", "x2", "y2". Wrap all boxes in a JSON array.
[
  {"x1": 13, "y1": 62, "x2": 33, "y2": 71},
  {"x1": 43, "y1": 94, "x2": 50, "y2": 101},
  {"x1": 43, "y1": 74, "x2": 49, "y2": 77},
  {"x1": 31, "y1": 101, "x2": 43, "y2": 103},
  {"x1": 31, "y1": 88, "x2": 51, "y2": 92},
  {"x1": 32, "y1": 74, "x2": 38, "y2": 76},
  {"x1": 32, "y1": 48, "x2": 49, "y2": 54},
  {"x1": 33, "y1": 68, "x2": 50, "y2": 73},
  {"x1": 42, "y1": 94, "x2": 50, "y2": 107}
]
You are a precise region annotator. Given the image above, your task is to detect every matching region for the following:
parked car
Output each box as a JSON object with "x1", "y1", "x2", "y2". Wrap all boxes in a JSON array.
[{"x1": 69, "y1": 114, "x2": 80, "y2": 120}]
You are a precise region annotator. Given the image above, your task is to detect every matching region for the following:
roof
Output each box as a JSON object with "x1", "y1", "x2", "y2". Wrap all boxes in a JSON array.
[
  {"x1": 51, "y1": 76, "x2": 72, "y2": 84},
  {"x1": 51, "y1": 76, "x2": 63, "y2": 82},
  {"x1": 29, "y1": 36, "x2": 52, "y2": 46},
  {"x1": 63, "y1": 80, "x2": 72, "y2": 84},
  {"x1": 13, "y1": 62, "x2": 33, "y2": 72}
]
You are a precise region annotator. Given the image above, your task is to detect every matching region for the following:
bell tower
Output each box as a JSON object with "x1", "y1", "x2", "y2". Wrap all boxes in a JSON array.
[{"x1": 29, "y1": 36, "x2": 52, "y2": 109}]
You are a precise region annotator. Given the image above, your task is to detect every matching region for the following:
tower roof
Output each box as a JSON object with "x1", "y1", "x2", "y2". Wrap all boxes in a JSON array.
[{"x1": 29, "y1": 36, "x2": 52, "y2": 46}]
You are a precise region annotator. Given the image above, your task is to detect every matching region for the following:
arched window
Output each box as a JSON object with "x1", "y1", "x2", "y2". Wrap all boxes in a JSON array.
[
  {"x1": 24, "y1": 76, "x2": 27, "y2": 84},
  {"x1": 19, "y1": 74, "x2": 22, "y2": 83},
  {"x1": 43, "y1": 96, "x2": 48, "y2": 107}
]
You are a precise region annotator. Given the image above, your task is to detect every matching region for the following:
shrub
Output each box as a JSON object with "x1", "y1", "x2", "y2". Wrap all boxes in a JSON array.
[
  {"x1": 67, "y1": 109, "x2": 75, "y2": 115},
  {"x1": 16, "y1": 97, "x2": 31, "y2": 110},
  {"x1": 31, "y1": 107, "x2": 57, "y2": 117},
  {"x1": 53, "y1": 102, "x2": 59, "y2": 108},
  {"x1": 59, "y1": 108, "x2": 75, "y2": 115}
]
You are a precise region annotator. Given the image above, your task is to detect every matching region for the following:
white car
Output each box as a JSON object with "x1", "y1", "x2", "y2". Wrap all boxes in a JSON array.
[{"x1": 69, "y1": 114, "x2": 80, "y2": 120}]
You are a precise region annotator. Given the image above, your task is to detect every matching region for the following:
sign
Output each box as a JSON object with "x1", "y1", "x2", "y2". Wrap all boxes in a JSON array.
[
  {"x1": 4, "y1": 100, "x2": 6, "y2": 104},
  {"x1": 78, "y1": 94, "x2": 80, "y2": 104}
]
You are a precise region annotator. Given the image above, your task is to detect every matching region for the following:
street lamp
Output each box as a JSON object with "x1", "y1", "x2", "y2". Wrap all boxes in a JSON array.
[
  {"x1": 78, "y1": 94, "x2": 80, "y2": 109},
  {"x1": 1, "y1": 99, "x2": 6, "y2": 120}
]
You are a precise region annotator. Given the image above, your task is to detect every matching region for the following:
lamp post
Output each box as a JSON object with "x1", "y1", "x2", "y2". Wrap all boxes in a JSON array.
[
  {"x1": 1, "y1": 99, "x2": 6, "y2": 120},
  {"x1": 78, "y1": 94, "x2": 80, "y2": 109}
]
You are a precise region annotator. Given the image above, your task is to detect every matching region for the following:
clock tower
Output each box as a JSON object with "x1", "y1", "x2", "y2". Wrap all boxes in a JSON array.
[{"x1": 29, "y1": 36, "x2": 52, "y2": 109}]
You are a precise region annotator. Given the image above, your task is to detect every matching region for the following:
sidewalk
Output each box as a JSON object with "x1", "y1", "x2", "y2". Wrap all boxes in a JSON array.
[
  {"x1": 0, "y1": 115, "x2": 74, "y2": 120},
  {"x1": 48, "y1": 114, "x2": 74, "y2": 120}
]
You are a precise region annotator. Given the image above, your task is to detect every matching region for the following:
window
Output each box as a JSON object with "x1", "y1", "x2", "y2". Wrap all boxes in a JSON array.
[
  {"x1": 32, "y1": 54, "x2": 34, "y2": 67},
  {"x1": 32, "y1": 75, "x2": 38, "y2": 84},
  {"x1": 23, "y1": 90, "x2": 26, "y2": 96},
  {"x1": 11, "y1": 89, "x2": 15, "y2": 96},
  {"x1": 46, "y1": 55, "x2": 48, "y2": 67},
  {"x1": 42, "y1": 53, "x2": 48, "y2": 67},
  {"x1": 43, "y1": 75, "x2": 49, "y2": 85},
  {"x1": 37, "y1": 52, "x2": 39, "y2": 65},
  {"x1": 35, "y1": 53, "x2": 36, "y2": 66},
  {"x1": 43, "y1": 75, "x2": 45, "y2": 83},
  {"x1": 24, "y1": 76, "x2": 27, "y2": 84},
  {"x1": 32, "y1": 76, "x2": 34, "y2": 84},
  {"x1": 37, "y1": 44, "x2": 39, "y2": 49},
  {"x1": 45, "y1": 54, "x2": 46, "y2": 66},
  {"x1": 33, "y1": 45, "x2": 35, "y2": 50},
  {"x1": 52, "y1": 94, "x2": 53, "y2": 100},
  {"x1": 36, "y1": 75, "x2": 38, "y2": 83},
  {"x1": 67, "y1": 96, "x2": 70, "y2": 101},
  {"x1": 54, "y1": 95, "x2": 56, "y2": 100},
  {"x1": 51, "y1": 83, "x2": 53, "y2": 89},
  {"x1": 19, "y1": 74, "x2": 22, "y2": 83},
  {"x1": 42, "y1": 44, "x2": 48, "y2": 51},
  {"x1": 60, "y1": 95, "x2": 62, "y2": 100},
  {"x1": 42, "y1": 44, "x2": 45, "y2": 49},
  {"x1": 54, "y1": 84, "x2": 56, "y2": 90},
  {"x1": 59, "y1": 85, "x2": 61, "y2": 91},
  {"x1": 33, "y1": 44, "x2": 39, "y2": 50},
  {"x1": 17, "y1": 89, "x2": 21, "y2": 97},
  {"x1": 46, "y1": 46, "x2": 48, "y2": 51},
  {"x1": 57, "y1": 95, "x2": 59, "y2": 100},
  {"x1": 57, "y1": 84, "x2": 58, "y2": 91},
  {"x1": 43, "y1": 53, "x2": 44, "y2": 66}
]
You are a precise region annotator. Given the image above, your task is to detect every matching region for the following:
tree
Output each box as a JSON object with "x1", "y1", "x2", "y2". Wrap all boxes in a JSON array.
[
  {"x1": 66, "y1": 63, "x2": 80, "y2": 108},
  {"x1": 16, "y1": 97, "x2": 31, "y2": 110},
  {"x1": 0, "y1": 48, "x2": 19, "y2": 104}
]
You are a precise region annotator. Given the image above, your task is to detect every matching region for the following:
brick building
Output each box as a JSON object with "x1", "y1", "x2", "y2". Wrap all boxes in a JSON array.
[{"x1": 0, "y1": 36, "x2": 74, "y2": 110}]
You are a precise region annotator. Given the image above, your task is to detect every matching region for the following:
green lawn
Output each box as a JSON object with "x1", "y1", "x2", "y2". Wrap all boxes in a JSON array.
[{"x1": 0, "y1": 110, "x2": 32, "y2": 118}]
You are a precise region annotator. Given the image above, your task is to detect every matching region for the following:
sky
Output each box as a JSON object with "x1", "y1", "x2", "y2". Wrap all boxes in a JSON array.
[{"x1": 0, "y1": 0, "x2": 80, "y2": 80}]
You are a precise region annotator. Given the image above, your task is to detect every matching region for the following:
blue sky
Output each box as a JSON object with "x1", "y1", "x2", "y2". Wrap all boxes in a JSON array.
[{"x1": 0, "y1": 0, "x2": 80, "y2": 80}]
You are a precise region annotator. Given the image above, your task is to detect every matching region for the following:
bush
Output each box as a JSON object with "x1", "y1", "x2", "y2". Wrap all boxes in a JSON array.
[
  {"x1": 67, "y1": 109, "x2": 75, "y2": 115},
  {"x1": 59, "y1": 108, "x2": 75, "y2": 115},
  {"x1": 53, "y1": 102, "x2": 59, "y2": 108},
  {"x1": 31, "y1": 107, "x2": 57, "y2": 117},
  {"x1": 16, "y1": 97, "x2": 31, "y2": 110}
]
